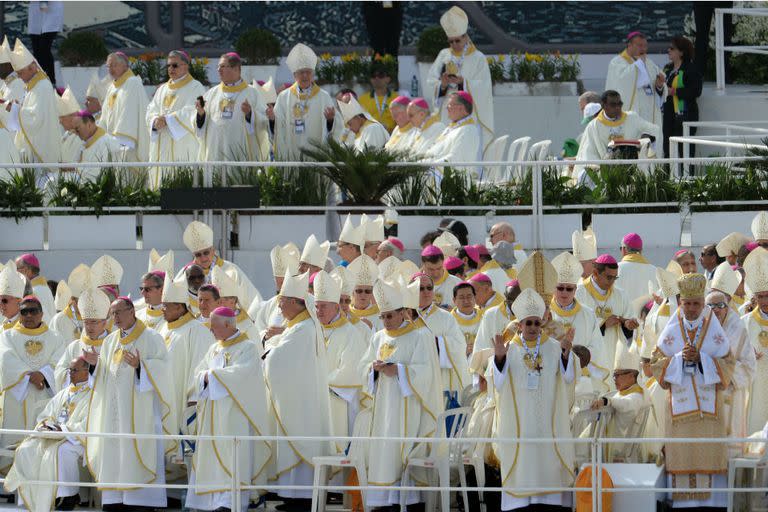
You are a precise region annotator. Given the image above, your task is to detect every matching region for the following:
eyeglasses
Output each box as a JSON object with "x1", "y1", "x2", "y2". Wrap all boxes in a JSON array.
[
  {"x1": 167, "y1": 63, "x2": 180, "y2": 69},
  {"x1": 139, "y1": 286, "x2": 160, "y2": 292},
  {"x1": 193, "y1": 249, "x2": 212, "y2": 258},
  {"x1": 523, "y1": 319, "x2": 541, "y2": 327},
  {"x1": 707, "y1": 302, "x2": 728, "y2": 310},
  {"x1": 420, "y1": 286, "x2": 434, "y2": 292},
  {"x1": 447, "y1": 38, "x2": 463, "y2": 45},
  {"x1": 556, "y1": 286, "x2": 576, "y2": 292},
  {"x1": 67, "y1": 366, "x2": 88, "y2": 373},
  {"x1": 380, "y1": 311, "x2": 399, "y2": 321},
  {"x1": 187, "y1": 274, "x2": 205, "y2": 281},
  {"x1": 20, "y1": 308, "x2": 41, "y2": 316},
  {"x1": 340, "y1": 298, "x2": 352, "y2": 305},
  {"x1": 606, "y1": 101, "x2": 623, "y2": 107},
  {"x1": 700, "y1": 251, "x2": 716, "y2": 258},
  {"x1": 613, "y1": 370, "x2": 634, "y2": 378},
  {"x1": 601, "y1": 274, "x2": 619, "y2": 281},
  {"x1": 354, "y1": 288, "x2": 372, "y2": 295}
]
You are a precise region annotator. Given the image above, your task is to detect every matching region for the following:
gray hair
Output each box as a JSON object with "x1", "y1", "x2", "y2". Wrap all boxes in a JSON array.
[
  {"x1": 579, "y1": 91, "x2": 601, "y2": 105},
  {"x1": 211, "y1": 313, "x2": 237, "y2": 328},
  {"x1": 141, "y1": 272, "x2": 164, "y2": 288},
  {"x1": 450, "y1": 92, "x2": 473, "y2": 115},
  {"x1": 706, "y1": 290, "x2": 728, "y2": 303},
  {"x1": 107, "y1": 52, "x2": 130, "y2": 67},
  {"x1": 167, "y1": 50, "x2": 190, "y2": 64},
  {"x1": 379, "y1": 240, "x2": 403, "y2": 258}
]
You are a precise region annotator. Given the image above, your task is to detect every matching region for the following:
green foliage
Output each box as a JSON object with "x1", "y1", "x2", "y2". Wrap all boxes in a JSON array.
[
  {"x1": 49, "y1": 169, "x2": 159, "y2": 215},
  {"x1": 255, "y1": 166, "x2": 328, "y2": 207},
  {"x1": 234, "y1": 29, "x2": 281, "y2": 65},
  {"x1": 301, "y1": 139, "x2": 426, "y2": 205},
  {"x1": 416, "y1": 26, "x2": 446, "y2": 62},
  {"x1": 58, "y1": 31, "x2": 109, "y2": 66},
  {"x1": 0, "y1": 170, "x2": 44, "y2": 220},
  {"x1": 316, "y1": 52, "x2": 398, "y2": 86},
  {"x1": 585, "y1": 165, "x2": 678, "y2": 207}
]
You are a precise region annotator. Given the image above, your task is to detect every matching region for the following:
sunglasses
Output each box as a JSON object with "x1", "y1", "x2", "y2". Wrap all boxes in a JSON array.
[
  {"x1": 340, "y1": 298, "x2": 352, "y2": 305},
  {"x1": 354, "y1": 289, "x2": 373, "y2": 295},
  {"x1": 193, "y1": 249, "x2": 212, "y2": 258},
  {"x1": 707, "y1": 302, "x2": 728, "y2": 310},
  {"x1": 606, "y1": 101, "x2": 623, "y2": 107},
  {"x1": 187, "y1": 274, "x2": 205, "y2": 281},
  {"x1": 700, "y1": 252, "x2": 716, "y2": 257},
  {"x1": 556, "y1": 286, "x2": 576, "y2": 292},
  {"x1": 167, "y1": 63, "x2": 180, "y2": 69},
  {"x1": 523, "y1": 319, "x2": 541, "y2": 327},
  {"x1": 139, "y1": 286, "x2": 160, "y2": 292},
  {"x1": 420, "y1": 286, "x2": 434, "y2": 292},
  {"x1": 67, "y1": 366, "x2": 88, "y2": 373},
  {"x1": 380, "y1": 311, "x2": 399, "y2": 321},
  {"x1": 613, "y1": 370, "x2": 634, "y2": 378},
  {"x1": 601, "y1": 274, "x2": 619, "y2": 281},
  {"x1": 20, "y1": 308, "x2": 41, "y2": 316}
]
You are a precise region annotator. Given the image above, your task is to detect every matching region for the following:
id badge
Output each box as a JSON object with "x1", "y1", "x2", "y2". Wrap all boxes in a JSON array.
[
  {"x1": 643, "y1": 84, "x2": 653, "y2": 96},
  {"x1": 294, "y1": 119, "x2": 306, "y2": 134},
  {"x1": 684, "y1": 362, "x2": 695, "y2": 374},
  {"x1": 526, "y1": 371, "x2": 540, "y2": 390},
  {"x1": 222, "y1": 106, "x2": 234, "y2": 120}
]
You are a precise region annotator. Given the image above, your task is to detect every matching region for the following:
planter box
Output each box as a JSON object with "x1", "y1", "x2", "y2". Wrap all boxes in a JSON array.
[
  {"x1": 591, "y1": 213, "x2": 681, "y2": 249},
  {"x1": 493, "y1": 82, "x2": 578, "y2": 96},
  {"x1": 690, "y1": 211, "x2": 757, "y2": 247},
  {"x1": 48, "y1": 215, "x2": 136, "y2": 250},
  {"x1": 0, "y1": 217, "x2": 45, "y2": 251},
  {"x1": 541, "y1": 214, "x2": 582, "y2": 249}
]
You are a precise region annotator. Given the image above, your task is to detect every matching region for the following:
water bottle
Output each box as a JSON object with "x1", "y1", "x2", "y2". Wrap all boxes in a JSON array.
[{"x1": 411, "y1": 74, "x2": 419, "y2": 97}]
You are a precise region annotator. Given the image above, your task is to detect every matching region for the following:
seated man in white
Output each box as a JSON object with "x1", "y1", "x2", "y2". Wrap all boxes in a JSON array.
[
  {"x1": 425, "y1": 90, "x2": 480, "y2": 176},
  {"x1": 4, "y1": 356, "x2": 92, "y2": 511},
  {"x1": 337, "y1": 94, "x2": 389, "y2": 152},
  {"x1": 72, "y1": 110, "x2": 121, "y2": 181}
]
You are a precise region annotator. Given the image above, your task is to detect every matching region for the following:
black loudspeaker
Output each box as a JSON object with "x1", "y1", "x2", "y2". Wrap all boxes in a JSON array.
[{"x1": 160, "y1": 187, "x2": 260, "y2": 210}]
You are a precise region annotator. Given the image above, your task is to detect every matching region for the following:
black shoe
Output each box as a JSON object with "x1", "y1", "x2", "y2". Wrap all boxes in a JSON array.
[
  {"x1": 275, "y1": 498, "x2": 312, "y2": 511},
  {"x1": 326, "y1": 493, "x2": 343, "y2": 504},
  {"x1": 213, "y1": 508, "x2": 231, "y2": 512},
  {"x1": 166, "y1": 497, "x2": 182, "y2": 509},
  {"x1": 101, "y1": 505, "x2": 124, "y2": 511},
  {"x1": 55, "y1": 495, "x2": 79, "y2": 511}
]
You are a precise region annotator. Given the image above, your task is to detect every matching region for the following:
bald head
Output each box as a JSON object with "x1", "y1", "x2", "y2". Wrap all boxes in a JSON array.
[{"x1": 490, "y1": 222, "x2": 516, "y2": 245}]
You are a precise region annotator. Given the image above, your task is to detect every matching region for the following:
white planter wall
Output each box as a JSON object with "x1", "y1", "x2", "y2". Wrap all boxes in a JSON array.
[
  {"x1": 238, "y1": 215, "x2": 328, "y2": 250},
  {"x1": 142, "y1": 214, "x2": 195, "y2": 250},
  {"x1": 0, "y1": 218, "x2": 44, "y2": 251},
  {"x1": 690, "y1": 211, "x2": 757, "y2": 247},
  {"x1": 591, "y1": 213, "x2": 681, "y2": 249},
  {"x1": 48, "y1": 215, "x2": 136, "y2": 250}
]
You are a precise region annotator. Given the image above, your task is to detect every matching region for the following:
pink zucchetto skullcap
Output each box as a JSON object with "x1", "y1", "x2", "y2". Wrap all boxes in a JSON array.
[
  {"x1": 421, "y1": 245, "x2": 444, "y2": 258},
  {"x1": 309, "y1": 271, "x2": 319, "y2": 285},
  {"x1": 455, "y1": 90, "x2": 473, "y2": 104},
  {"x1": 410, "y1": 272, "x2": 430, "y2": 282},
  {"x1": 224, "y1": 52, "x2": 240, "y2": 59},
  {"x1": 645, "y1": 300, "x2": 655, "y2": 311},
  {"x1": 21, "y1": 295, "x2": 40, "y2": 304},
  {"x1": 150, "y1": 270, "x2": 166, "y2": 280},
  {"x1": 256, "y1": 80, "x2": 265, "y2": 86},
  {"x1": 409, "y1": 97, "x2": 429, "y2": 110},
  {"x1": 115, "y1": 296, "x2": 132, "y2": 304},
  {"x1": 469, "y1": 272, "x2": 492, "y2": 284},
  {"x1": 211, "y1": 306, "x2": 236, "y2": 318},
  {"x1": 444, "y1": 256, "x2": 463, "y2": 270},
  {"x1": 473, "y1": 244, "x2": 490, "y2": 257},
  {"x1": 463, "y1": 245, "x2": 480, "y2": 264},
  {"x1": 100, "y1": 286, "x2": 117, "y2": 298},
  {"x1": 391, "y1": 95, "x2": 410, "y2": 108},
  {"x1": 595, "y1": 254, "x2": 617, "y2": 265},
  {"x1": 115, "y1": 51, "x2": 129, "y2": 60},
  {"x1": 19, "y1": 253, "x2": 40, "y2": 268},
  {"x1": 674, "y1": 249, "x2": 689, "y2": 257},
  {"x1": 747, "y1": 241, "x2": 759, "y2": 252},
  {"x1": 76, "y1": 109, "x2": 92, "y2": 118},
  {"x1": 387, "y1": 236, "x2": 404, "y2": 252},
  {"x1": 506, "y1": 279, "x2": 519, "y2": 288},
  {"x1": 626, "y1": 31, "x2": 645, "y2": 42},
  {"x1": 622, "y1": 232, "x2": 643, "y2": 250},
  {"x1": 731, "y1": 264, "x2": 740, "y2": 270}
]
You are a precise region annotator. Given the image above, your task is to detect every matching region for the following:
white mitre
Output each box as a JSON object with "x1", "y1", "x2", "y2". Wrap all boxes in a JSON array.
[
  {"x1": 183, "y1": 221, "x2": 214, "y2": 253},
  {"x1": 551, "y1": 251, "x2": 582, "y2": 285},
  {"x1": 286, "y1": 43, "x2": 317, "y2": 73},
  {"x1": 77, "y1": 287, "x2": 111, "y2": 319}
]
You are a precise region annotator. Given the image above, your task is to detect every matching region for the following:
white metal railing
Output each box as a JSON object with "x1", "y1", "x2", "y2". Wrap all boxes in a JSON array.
[
  {"x1": 0, "y1": 427, "x2": 766, "y2": 512},
  {"x1": 683, "y1": 120, "x2": 768, "y2": 160},
  {"x1": 715, "y1": 7, "x2": 768, "y2": 91}
]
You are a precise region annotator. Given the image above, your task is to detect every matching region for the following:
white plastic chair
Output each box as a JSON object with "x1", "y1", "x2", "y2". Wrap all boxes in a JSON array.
[
  {"x1": 311, "y1": 409, "x2": 371, "y2": 512},
  {"x1": 505, "y1": 136, "x2": 531, "y2": 182},
  {"x1": 727, "y1": 441, "x2": 768, "y2": 512},
  {"x1": 400, "y1": 406, "x2": 473, "y2": 512},
  {"x1": 481, "y1": 135, "x2": 509, "y2": 183},
  {"x1": 616, "y1": 404, "x2": 652, "y2": 463},
  {"x1": 637, "y1": 137, "x2": 652, "y2": 175},
  {"x1": 527, "y1": 139, "x2": 552, "y2": 163}
]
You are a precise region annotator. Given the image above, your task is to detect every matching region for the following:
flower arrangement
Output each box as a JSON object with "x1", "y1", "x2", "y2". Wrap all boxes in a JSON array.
[
  {"x1": 129, "y1": 54, "x2": 210, "y2": 86},
  {"x1": 485, "y1": 52, "x2": 581, "y2": 83},
  {"x1": 316, "y1": 52, "x2": 398, "y2": 85}
]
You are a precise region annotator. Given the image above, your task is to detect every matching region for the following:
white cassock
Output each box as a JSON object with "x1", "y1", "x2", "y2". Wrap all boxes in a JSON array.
[
  {"x1": 350, "y1": 119, "x2": 389, "y2": 152},
  {"x1": 490, "y1": 335, "x2": 576, "y2": 510},
  {"x1": 234, "y1": 310, "x2": 263, "y2": 357},
  {"x1": 451, "y1": 307, "x2": 482, "y2": 359},
  {"x1": 470, "y1": 303, "x2": 514, "y2": 376},
  {"x1": 411, "y1": 115, "x2": 446, "y2": 156},
  {"x1": 602, "y1": 384, "x2": 648, "y2": 462},
  {"x1": 196, "y1": 81, "x2": 268, "y2": 162},
  {"x1": 427, "y1": 44, "x2": 493, "y2": 151},
  {"x1": 550, "y1": 300, "x2": 610, "y2": 380},
  {"x1": 384, "y1": 123, "x2": 417, "y2": 153},
  {"x1": 576, "y1": 277, "x2": 634, "y2": 371},
  {"x1": 54, "y1": 330, "x2": 106, "y2": 390},
  {"x1": 0, "y1": 323, "x2": 65, "y2": 468},
  {"x1": 4, "y1": 381, "x2": 92, "y2": 511},
  {"x1": 361, "y1": 320, "x2": 442, "y2": 506},
  {"x1": 146, "y1": 74, "x2": 206, "y2": 188},
  {"x1": 175, "y1": 257, "x2": 262, "y2": 311},
  {"x1": 60, "y1": 130, "x2": 83, "y2": 165},
  {"x1": 100, "y1": 70, "x2": 149, "y2": 162},
  {"x1": 186, "y1": 332, "x2": 273, "y2": 511},
  {"x1": 479, "y1": 260, "x2": 519, "y2": 296},
  {"x1": 425, "y1": 116, "x2": 481, "y2": 175},
  {"x1": 0, "y1": 73, "x2": 25, "y2": 103},
  {"x1": 321, "y1": 314, "x2": 368, "y2": 452},
  {"x1": 273, "y1": 83, "x2": 335, "y2": 161},
  {"x1": 49, "y1": 305, "x2": 83, "y2": 342},
  {"x1": 575, "y1": 110, "x2": 661, "y2": 183},
  {"x1": 155, "y1": 312, "x2": 214, "y2": 448},
  {"x1": 617, "y1": 254, "x2": 658, "y2": 306},
  {"x1": 1, "y1": 71, "x2": 61, "y2": 164},
  {"x1": 136, "y1": 304, "x2": 165, "y2": 331},
  {"x1": 719, "y1": 309, "x2": 754, "y2": 455},
  {"x1": 78, "y1": 127, "x2": 122, "y2": 181},
  {"x1": 253, "y1": 294, "x2": 280, "y2": 342},
  {"x1": 605, "y1": 51, "x2": 667, "y2": 148},
  {"x1": 642, "y1": 376, "x2": 666, "y2": 462},
  {"x1": 642, "y1": 299, "x2": 675, "y2": 359},
  {"x1": 86, "y1": 320, "x2": 174, "y2": 508},
  {"x1": 744, "y1": 308, "x2": 768, "y2": 434},
  {"x1": 263, "y1": 309, "x2": 332, "y2": 498},
  {"x1": 350, "y1": 303, "x2": 383, "y2": 333},
  {"x1": 432, "y1": 271, "x2": 463, "y2": 309},
  {"x1": 30, "y1": 276, "x2": 55, "y2": 323},
  {"x1": 420, "y1": 304, "x2": 469, "y2": 401}
]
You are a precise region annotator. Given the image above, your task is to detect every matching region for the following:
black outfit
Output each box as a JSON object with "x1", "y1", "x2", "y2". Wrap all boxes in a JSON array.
[
  {"x1": 693, "y1": 1, "x2": 733, "y2": 81},
  {"x1": 30, "y1": 32, "x2": 57, "y2": 86},
  {"x1": 361, "y1": 2, "x2": 404, "y2": 57},
  {"x1": 662, "y1": 60, "x2": 703, "y2": 160}
]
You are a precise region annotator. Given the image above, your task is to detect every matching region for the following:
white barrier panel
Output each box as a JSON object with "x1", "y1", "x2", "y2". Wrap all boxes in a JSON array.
[
  {"x1": 48, "y1": 215, "x2": 136, "y2": 250},
  {"x1": 0, "y1": 217, "x2": 44, "y2": 251},
  {"x1": 690, "y1": 211, "x2": 759, "y2": 246},
  {"x1": 141, "y1": 214, "x2": 196, "y2": 250},
  {"x1": 591, "y1": 213, "x2": 681, "y2": 249}
]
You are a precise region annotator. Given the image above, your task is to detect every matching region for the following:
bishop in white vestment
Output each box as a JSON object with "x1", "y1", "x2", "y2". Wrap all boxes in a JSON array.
[{"x1": 100, "y1": 53, "x2": 149, "y2": 161}]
